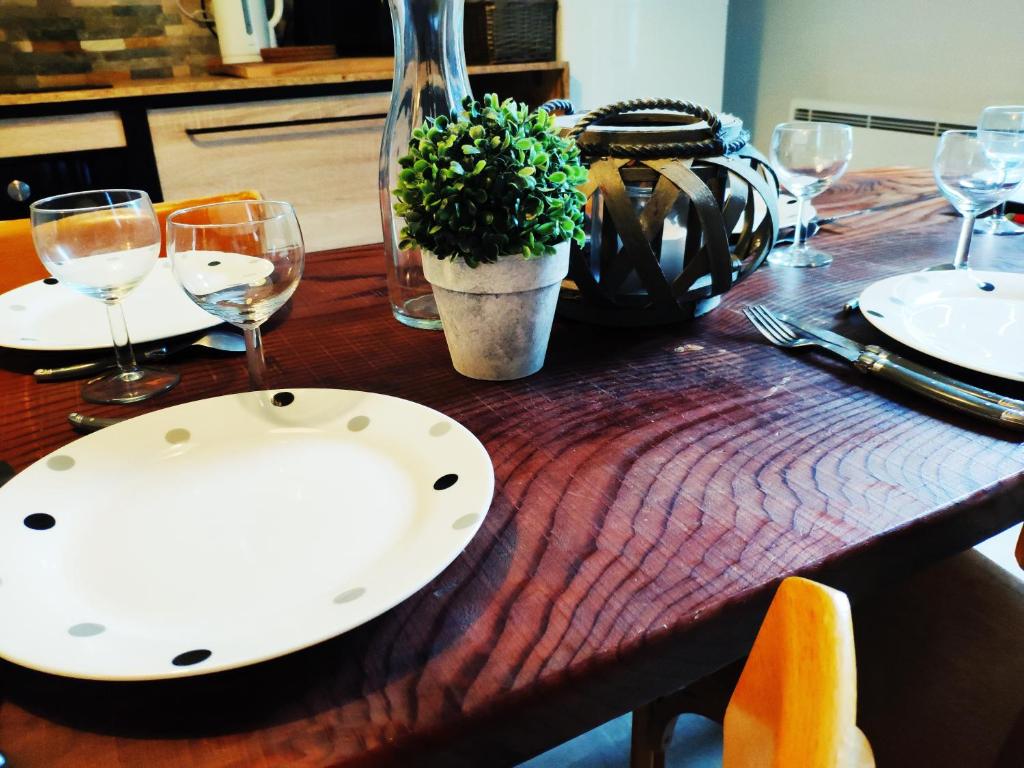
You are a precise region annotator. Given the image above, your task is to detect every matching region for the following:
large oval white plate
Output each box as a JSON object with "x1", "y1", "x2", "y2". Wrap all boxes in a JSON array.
[
  {"x1": 0, "y1": 259, "x2": 220, "y2": 351},
  {"x1": 859, "y1": 269, "x2": 1024, "y2": 382},
  {"x1": 0, "y1": 389, "x2": 494, "y2": 680}
]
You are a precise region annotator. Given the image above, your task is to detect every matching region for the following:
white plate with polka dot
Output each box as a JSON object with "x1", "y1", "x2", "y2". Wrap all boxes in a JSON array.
[
  {"x1": 0, "y1": 388, "x2": 494, "y2": 680},
  {"x1": 859, "y1": 269, "x2": 1024, "y2": 382},
  {"x1": 0, "y1": 259, "x2": 220, "y2": 351}
]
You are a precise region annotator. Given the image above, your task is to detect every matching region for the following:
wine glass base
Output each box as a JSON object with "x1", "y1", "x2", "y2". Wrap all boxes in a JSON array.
[
  {"x1": 767, "y1": 246, "x2": 833, "y2": 268},
  {"x1": 81, "y1": 367, "x2": 180, "y2": 405},
  {"x1": 974, "y1": 216, "x2": 1024, "y2": 236}
]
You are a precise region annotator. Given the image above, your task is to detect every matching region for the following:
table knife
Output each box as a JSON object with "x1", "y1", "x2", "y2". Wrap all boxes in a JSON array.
[
  {"x1": 34, "y1": 329, "x2": 245, "y2": 382},
  {"x1": 780, "y1": 316, "x2": 1024, "y2": 428},
  {"x1": 777, "y1": 193, "x2": 940, "y2": 245}
]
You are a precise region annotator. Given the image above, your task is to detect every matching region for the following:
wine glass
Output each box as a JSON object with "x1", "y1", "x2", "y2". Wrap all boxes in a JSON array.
[
  {"x1": 768, "y1": 122, "x2": 853, "y2": 268},
  {"x1": 933, "y1": 130, "x2": 1013, "y2": 269},
  {"x1": 29, "y1": 189, "x2": 180, "y2": 404},
  {"x1": 975, "y1": 105, "x2": 1024, "y2": 236},
  {"x1": 166, "y1": 200, "x2": 304, "y2": 390}
]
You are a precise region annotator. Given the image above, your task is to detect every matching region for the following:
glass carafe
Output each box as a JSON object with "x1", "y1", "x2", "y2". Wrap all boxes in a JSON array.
[{"x1": 380, "y1": 0, "x2": 471, "y2": 330}]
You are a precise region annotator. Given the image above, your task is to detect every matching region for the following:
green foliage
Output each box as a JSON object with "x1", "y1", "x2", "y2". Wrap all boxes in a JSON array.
[{"x1": 393, "y1": 93, "x2": 588, "y2": 267}]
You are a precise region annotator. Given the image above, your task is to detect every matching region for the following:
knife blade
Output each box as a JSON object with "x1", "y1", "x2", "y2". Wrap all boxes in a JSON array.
[
  {"x1": 35, "y1": 329, "x2": 244, "y2": 382},
  {"x1": 779, "y1": 315, "x2": 1024, "y2": 425},
  {"x1": 776, "y1": 193, "x2": 941, "y2": 245}
]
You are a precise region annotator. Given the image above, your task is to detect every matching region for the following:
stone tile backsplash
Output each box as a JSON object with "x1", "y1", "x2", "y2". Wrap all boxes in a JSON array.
[{"x1": 0, "y1": 0, "x2": 219, "y2": 91}]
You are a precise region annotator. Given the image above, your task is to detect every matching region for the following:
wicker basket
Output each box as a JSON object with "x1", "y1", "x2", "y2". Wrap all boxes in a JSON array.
[{"x1": 465, "y1": 0, "x2": 557, "y2": 64}]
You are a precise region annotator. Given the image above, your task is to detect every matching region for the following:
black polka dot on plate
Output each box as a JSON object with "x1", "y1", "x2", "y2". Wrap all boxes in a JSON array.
[
  {"x1": 272, "y1": 391, "x2": 294, "y2": 407},
  {"x1": 865, "y1": 309, "x2": 885, "y2": 318},
  {"x1": 207, "y1": 260, "x2": 221, "y2": 267},
  {"x1": 172, "y1": 649, "x2": 211, "y2": 666},
  {"x1": 24, "y1": 513, "x2": 55, "y2": 530},
  {"x1": 43, "y1": 277, "x2": 58, "y2": 285},
  {"x1": 978, "y1": 281, "x2": 995, "y2": 292},
  {"x1": 433, "y1": 473, "x2": 458, "y2": 491}
]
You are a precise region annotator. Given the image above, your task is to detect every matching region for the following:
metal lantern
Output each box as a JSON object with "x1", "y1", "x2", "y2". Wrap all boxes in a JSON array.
[{"x1": 557, "y1": 99, "x2": 780, "y2": 326}]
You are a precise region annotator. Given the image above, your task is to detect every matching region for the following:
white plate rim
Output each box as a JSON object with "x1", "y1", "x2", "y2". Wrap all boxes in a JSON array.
[
  {"x1": 0, "y1": 388, "x2": 495, "y2": 681},
  {"x1": 858, "y1": 269, "x2": 1024, "y2": 383},
  {"x1": 0, "y1": 261, "x2": 221, "y2": 352}
]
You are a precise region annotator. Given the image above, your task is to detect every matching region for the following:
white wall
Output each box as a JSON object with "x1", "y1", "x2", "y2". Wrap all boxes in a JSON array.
[
  {"x1": 558, "y1": 0, "x2": 728, "y2": 113},
  {"x1": 734, "y1": 0, "x2": 1024, "y2": 151}
]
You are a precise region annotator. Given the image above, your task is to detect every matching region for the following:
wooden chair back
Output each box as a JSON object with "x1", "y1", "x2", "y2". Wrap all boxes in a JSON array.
[
  {"x1": 0, "y1": 190, "x2": 262, "y2": 293},
  {"x1": 722, "y1": 577, "x2": 875, "y2": 768}
]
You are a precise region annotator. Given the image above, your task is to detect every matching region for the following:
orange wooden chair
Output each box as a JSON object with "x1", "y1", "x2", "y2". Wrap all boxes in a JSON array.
[
  {"x1": 722, "y1": 577, "x2": 873, "y2": 768},
  {"x1": 0, "y1": 190, "x2": 261, "y2": 293},
  {"x1": 632, "y1": 577, "x2": 874, "y2": 768}
]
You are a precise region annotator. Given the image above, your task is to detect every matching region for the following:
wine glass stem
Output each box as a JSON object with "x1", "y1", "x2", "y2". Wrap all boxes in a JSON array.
[
  {"x1": 104, "y1": 302, "x2": 139, "y2": 374},
  {"x1": 954, "y1": 214, "x2": 976, "y2": 269},
  {"x1": 791, "y1": 196, "x2": 807, "y2": 250},
  {"x1": 244, "y1": 326, "x2": 267, "y2": 390}
]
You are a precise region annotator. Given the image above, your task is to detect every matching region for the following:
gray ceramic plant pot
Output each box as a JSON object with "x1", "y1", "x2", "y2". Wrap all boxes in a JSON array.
[{"x1": 422, "y1": 242, "x2": 570, "y2": 380}]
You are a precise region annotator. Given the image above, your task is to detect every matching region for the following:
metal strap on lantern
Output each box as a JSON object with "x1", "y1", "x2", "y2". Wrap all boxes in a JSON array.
[{"x1": 557, "y1": 98, "x2": 780, "y2": 326}]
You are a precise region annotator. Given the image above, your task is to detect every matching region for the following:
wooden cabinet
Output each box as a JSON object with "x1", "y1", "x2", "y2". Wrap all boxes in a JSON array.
[
  {"x1": 0, "y1": 112, "x2": 153, "y2": 220},
  {"x1": 148, "y1": 93, "x2": 389, "y2": 251}
]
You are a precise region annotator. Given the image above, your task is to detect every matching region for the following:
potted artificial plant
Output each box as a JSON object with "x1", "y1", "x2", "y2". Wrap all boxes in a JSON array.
[{"x1": 393, "y1": 93, "x2": 588, "y2": 380}]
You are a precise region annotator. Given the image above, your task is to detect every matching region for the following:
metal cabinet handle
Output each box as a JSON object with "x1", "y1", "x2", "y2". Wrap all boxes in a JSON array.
[
  {"x1": 7, "y1": 179, "x2": 30, "y2": 202},
  {"x1": 185, "y1": 113, "x2": 387, "y2": 138}
]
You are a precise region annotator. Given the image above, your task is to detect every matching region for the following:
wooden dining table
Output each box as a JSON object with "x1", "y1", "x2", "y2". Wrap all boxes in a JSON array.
[{"x1": 1, "y1": 167, "x2": 1024, "y2": 767}]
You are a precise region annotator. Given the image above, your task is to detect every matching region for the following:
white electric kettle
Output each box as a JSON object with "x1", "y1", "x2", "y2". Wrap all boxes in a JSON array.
[{"x1": 212, "y1": 0, "x2": 284, "y2": 65}]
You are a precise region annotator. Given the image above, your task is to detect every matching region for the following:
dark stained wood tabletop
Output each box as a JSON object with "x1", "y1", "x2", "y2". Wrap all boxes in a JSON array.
[{"x1": 2, "y1": 168, "x2": 1024, "y2": 766}]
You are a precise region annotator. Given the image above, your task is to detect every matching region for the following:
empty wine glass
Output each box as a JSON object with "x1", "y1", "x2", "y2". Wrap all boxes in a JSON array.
[
  {"x1": 768, "y1": 122, "x2": 853, "y2": 268},
  {"x1": 933, "y1": 130, "x2": 1012, "y2": 269},
  {"x1": 975, "y1": 105, "x2": 1024, "y2": 236},
  {"x1": 167, "y1": 201, "x2": 304, "y2": 390},
  {"x1": 30, "y1": 189, "x2": 180, "y2": 404}
]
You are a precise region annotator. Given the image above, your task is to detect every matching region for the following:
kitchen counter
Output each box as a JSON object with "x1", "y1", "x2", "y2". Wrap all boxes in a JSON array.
[{"x1": 0, "y1": 61, "x2": 569, "y2": 109}]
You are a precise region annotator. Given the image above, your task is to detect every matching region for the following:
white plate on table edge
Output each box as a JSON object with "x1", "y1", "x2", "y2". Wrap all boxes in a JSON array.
[
  {"x1": 0, "y1": 388, "x2": 494, "y2": 681},
  {"x1": 859, "y1": 269, "x2": 1024, "y2": 383},
  {"x1": 0, "y1": 259, "x2": 220, "y2": 351}
]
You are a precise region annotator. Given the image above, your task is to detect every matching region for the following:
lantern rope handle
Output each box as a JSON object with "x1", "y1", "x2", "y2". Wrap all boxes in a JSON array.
[
  {"x1": 569, "y1": 98, "x2": 747, "y2": 159},
  {"x1": 539, "y1": 99, "x2": 575, "y2": 115}
]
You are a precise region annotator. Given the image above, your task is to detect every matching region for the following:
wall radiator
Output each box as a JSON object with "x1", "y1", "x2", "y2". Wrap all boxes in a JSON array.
[{"x1": 791, "y1": 99, "x2": 973, "y2": 171}]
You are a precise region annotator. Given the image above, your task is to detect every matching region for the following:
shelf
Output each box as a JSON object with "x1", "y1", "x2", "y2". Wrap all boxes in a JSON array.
[{"x1": 0, "y1": 61, "x2": 570, "y2": 109}]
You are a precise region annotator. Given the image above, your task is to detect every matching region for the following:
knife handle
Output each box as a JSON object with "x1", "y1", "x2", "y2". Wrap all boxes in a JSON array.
[
  {"x1": 854, "y1": 345, "x2": 1024, "y2": 428},
  {"x1": 68, "y1": 412, "x2": 124, "y2": 433}
]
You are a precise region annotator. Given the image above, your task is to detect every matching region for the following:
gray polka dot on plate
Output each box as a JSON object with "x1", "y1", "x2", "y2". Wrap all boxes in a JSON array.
[
  {"x1": 68, "y1": 622, "x2": 105, "y2": 637},
  {"x1": 453, "y1": 513, "x2": 480, "y2": 530},
  {"x1": 165, "y1": 428, "x2": 190, "y2": 444},
  {"x1": 46, "y1": 455, "x2": 75, "y2": 471},
  {"x1": 347, "y1": 415, "x2": 370, "y2": 432},
  {"x1": 9, "y1": 304, "x2": 25, "y2": 311},
  {"x1": 333, "y1": 587, "x2": 366, "y2": 604},
  {"x1": 429, "y1": 422, "x2": 451, "y2": 437}
]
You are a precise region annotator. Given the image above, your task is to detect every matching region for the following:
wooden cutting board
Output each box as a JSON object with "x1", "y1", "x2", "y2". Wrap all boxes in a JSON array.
[{"x1": 212, "y1": 57, "x2": 394, "y2": 80}]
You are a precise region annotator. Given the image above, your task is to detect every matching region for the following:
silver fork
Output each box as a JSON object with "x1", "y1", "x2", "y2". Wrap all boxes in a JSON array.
[
  {"x1": 743, "y1": 305, "x2": 821, "y2": 351},
  {"x1": 743, "y1": 304, "x2": 1024, "y2": 428}
]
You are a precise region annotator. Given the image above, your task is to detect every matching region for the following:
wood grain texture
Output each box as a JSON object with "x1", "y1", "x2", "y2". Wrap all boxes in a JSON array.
[
  {"x1": 0, "y1": 112, "x2": 126, "y2": 159},
  {"x1": 1, "y1": 168, "x2": 1024, "y2": 767}
]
